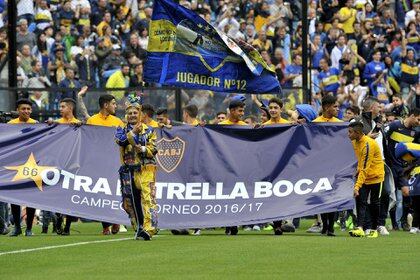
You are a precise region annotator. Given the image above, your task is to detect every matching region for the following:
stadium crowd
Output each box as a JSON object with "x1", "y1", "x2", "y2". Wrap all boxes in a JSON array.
[{"x1": 0, "y1": 0, "x2": 419, "y2": 238}]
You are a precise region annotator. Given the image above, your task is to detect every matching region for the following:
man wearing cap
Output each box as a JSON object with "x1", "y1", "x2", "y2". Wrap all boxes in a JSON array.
[
  {"x1": 8, "y1": 99, "x2": 38, "y2": 236},
  {"x1": 115, "y1": 95, "x2": 158, "y2": 240},
  {"x1": 101, "y1": 44, "x2": 127, "y2": 83}
]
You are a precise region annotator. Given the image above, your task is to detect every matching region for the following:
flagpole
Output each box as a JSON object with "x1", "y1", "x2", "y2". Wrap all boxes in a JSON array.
[
  {"x1": 173, "y1": 0, "x2": 183, "y2": 121},
  {"x1": 7, "y1": 0, "x2": 17, "y2": 89},
  {"x1": 302, "y1": 0, "x2": 310, "y2": 104}
]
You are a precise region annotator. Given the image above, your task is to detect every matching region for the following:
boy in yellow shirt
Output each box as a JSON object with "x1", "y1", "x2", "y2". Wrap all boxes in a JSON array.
[
  {"x1": 263, "y1": 97, "x2": 289, "y2": 125},
  {"x1": 313, "y1": 95, "x2": 343, "y2": 123},
  {"x1": 348, "y1": 121, "x2": 385, "y2": 238},
  {"x1": 8, "y1": 99, "x2": 37, "y2": 237},
  {"x1": 219, "y1": 99, "x2": 248, "y2": 126}
]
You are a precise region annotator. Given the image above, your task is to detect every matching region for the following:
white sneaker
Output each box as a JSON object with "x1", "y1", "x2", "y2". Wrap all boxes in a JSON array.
[
  {"x1": 407, "y1": 214, "x2": 413, "y2": 229},
  {"x1": 409, "y1": 227, "x2": 419, "y2": 234},
  {"x1": 193, "y1": 229, "x2": 201, "y2": 235},
  {"x1": 119, "y1": 225, "x2": 128, "y2": 233},
  {"x1": 377, "y1": 226, "x2": 390, "y2": 236},
  {"x1": 306, "y1": 224, "x2": 322, "y2": 233},
  {"x1": 252, "y1": 225, "x2": 261, "y2": 231},
  {"x1": 243, "y1": 226, "x2": 252, "y2": 231}
]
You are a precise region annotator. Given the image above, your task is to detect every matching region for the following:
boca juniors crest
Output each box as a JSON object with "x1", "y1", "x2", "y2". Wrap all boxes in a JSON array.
[{"x1": 156, "y1": 137, "x2": 186, "y2": 173}]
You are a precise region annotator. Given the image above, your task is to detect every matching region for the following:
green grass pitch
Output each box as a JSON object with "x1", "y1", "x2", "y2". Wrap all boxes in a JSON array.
[{"x1": 0, "y1": 220, "x2": 419, "y2": 280}]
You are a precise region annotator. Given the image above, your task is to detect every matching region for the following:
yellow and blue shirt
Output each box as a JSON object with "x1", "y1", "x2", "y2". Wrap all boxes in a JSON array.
[{"x1": 318, "y1": 67, "x2": 340, "y2": 94}]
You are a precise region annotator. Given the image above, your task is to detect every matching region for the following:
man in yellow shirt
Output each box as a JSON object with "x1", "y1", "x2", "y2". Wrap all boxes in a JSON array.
[
  {"x1": 313, "y1": 95, "x2": 343, "y2": 123},
  {"x1": 348, "y1": 121, "x2": 385, "y2": 238},
  {"x1": 183, "y1": 104, "x2": 200, "y2": 126},
  {"x1": 78, "y1": 90, "x2": 124, "y2": 235},
  {"x1": 105, "y1": 63, "x2": 130, "y2": 101},
  {"x1": 51, "y1": 98, "x2": 79, "y2": 235},
  {"x1": 219, "y1": 99, "x2": 248, "y2": 126},
  {"x1": 7, "y1": 99, "x2": 37, "y2": 237},
  {"x1": 219, "y1": 98, "x2": 247, "y2": 235},
  {"x1": 8, "y1": 99, "x2": 38, "y2": 124},
  {"x1": 57, "y1": 98, "x2": 80, "y2": 124},
  {"x1": 86, "y1": 94, "x2": 124, "y2": 127},
  {"x1": 141, "y1": 104, "x2": 159, "y2": 128},
  {"x1": 339, "y1": 0, "x2": 357, "y2": 38},
  {"x1": 263, "y1": 97, "x2": 289, "y2": 125},
  {"x1": 311, "y1": 95, "x2": 342, "y2": 235}
]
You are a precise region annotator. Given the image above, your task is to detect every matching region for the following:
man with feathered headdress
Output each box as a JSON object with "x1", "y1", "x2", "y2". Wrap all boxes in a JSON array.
[{"x1": 115, "y1": 93, "x2": 158, "y2": 240}]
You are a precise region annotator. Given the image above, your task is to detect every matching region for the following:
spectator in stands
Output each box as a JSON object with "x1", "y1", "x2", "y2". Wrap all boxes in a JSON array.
[
  {"x1": 48, "y1": 45, "x2": 68, "y2": 84},
  {"x1": 283, "y1": 54, "x2": 302, "y2": 87},
  {"x1": 19, "y1": 44, "x2": 35, "y2": 75},
  {"x1": 124, "y1": 32, "x2": 146, "y2": 60},
  {"x1": 363, "y1": 49, "x2": 385, "y2": 86},
  {"x1": 16, "y1": 19, "x2": 36, "y2": 51},
  {"x1": 102, "y1": 44, "x2": 127, "y2": 80},
  {"x1": 129, "y1": 61, "x2": 144, "y2": 87},
  {"x1": 106, "y1": 63, "x2": 130, "y2": 100},
  {"x1": 59, "y1": 66, "x2": 82, "y2": 100},
  {"x1": 75, "y1": 47, "x2": 98, "y2": 87}
]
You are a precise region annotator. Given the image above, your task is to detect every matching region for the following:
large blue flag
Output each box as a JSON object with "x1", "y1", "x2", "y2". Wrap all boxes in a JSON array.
[{"x1": 143, "y1": 0, "x2": 281, "y2": 94}]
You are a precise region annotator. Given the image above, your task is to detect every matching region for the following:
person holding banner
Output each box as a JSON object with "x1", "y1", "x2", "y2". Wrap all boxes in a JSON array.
[
  {"x1": 348, "y1": 121, "x2": 385, "y2": 238},
  {"x1": 53, "y1": 97, "x2": 81, "y2": 235},
  {"x1": 219, "y1": 97, "x2": 247, "y2": 235},
  {"x1": 219, "y1": 97, "x2": 248, "y2": 126},
  {"x1": 7, "y1": 99, "x2": 38, "y2": 237},
  {"x1": 78, "y1": 89, "x2": 124, "y2": 235},
  {"x1": 309, "y1": 95, "x2": 343, "y2": 235},
  {"x1": 263, "y1": 97, "x2": 289, "y2": 125},
  {"x1": 183, "y1": 104, "x2": 200, "y2": 126},
  {"x1": 115, "y1": 95, "x2": 158, "y2": 240}
]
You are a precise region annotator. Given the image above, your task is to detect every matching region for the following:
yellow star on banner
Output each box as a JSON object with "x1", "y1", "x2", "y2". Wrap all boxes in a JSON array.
[{"x1": 4, "y1": 153, "x2": 55, "y2": 191}]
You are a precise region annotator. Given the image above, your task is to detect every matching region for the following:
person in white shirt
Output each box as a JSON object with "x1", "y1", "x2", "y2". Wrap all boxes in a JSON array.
[
  {"x1": 331, "y1": 34, "x2": 348, "y2": 69},
  {"x1": 405, "y1": 2, "x2": 420, "y2": 27}
]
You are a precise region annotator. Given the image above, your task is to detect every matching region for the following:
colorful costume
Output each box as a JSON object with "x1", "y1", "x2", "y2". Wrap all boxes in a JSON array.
[{"x1": 115, "y1": 97, "x2": 158, "y2": 239}]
